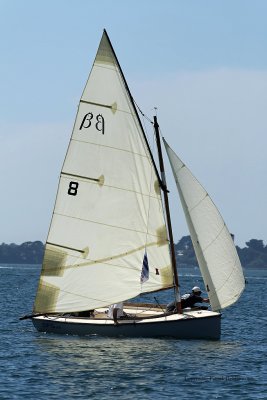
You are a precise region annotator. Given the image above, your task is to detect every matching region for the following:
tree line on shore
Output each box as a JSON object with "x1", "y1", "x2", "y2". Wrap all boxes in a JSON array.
[
  {"x1": 175, "y1": 236, "x2": 267, "y2": 269},
  {"x1": 0, "y1": 237, "x2": 266, "y2": 268}
]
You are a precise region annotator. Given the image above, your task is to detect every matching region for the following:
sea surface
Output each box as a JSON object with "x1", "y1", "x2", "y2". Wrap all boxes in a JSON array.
[{"x1": 0, "y1": 264, "x2": 266, "y2": 400}]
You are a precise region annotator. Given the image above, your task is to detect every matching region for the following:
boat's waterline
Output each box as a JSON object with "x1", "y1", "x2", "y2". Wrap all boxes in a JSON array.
[{"x1": 32, "y1": 308, "x2": 221, "y2": 340}]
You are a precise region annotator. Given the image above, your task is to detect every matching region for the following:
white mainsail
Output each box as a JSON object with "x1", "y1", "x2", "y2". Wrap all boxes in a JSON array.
[
  {"x1": 164, "y1": 139, "x2": 245, "y2": 311},
  {"x1": 34, "y1": 31, "x2": 173, "y2": 314}
]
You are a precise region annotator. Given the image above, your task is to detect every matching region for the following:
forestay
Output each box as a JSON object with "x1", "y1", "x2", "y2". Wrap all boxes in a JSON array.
[
  {"x1": 33, "y1": 31, "x2": 173, "y2": 314},
  {"x1": 164, "y1": 139, "x2": 245, "y2": 311}
]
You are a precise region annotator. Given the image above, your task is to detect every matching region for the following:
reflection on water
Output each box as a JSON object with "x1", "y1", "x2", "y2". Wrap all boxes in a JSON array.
[
  {"x1": 30, "y1": 331, "x2": 258, "y2": 400},
  {"x1": 35, "y1": 334, "x2": 244, "y2": 362}
]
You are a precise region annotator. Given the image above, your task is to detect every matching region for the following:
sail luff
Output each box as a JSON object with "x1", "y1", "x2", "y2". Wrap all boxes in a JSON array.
[{"x1": 163, "y1": 139, "x2": 245, "y2": 311}]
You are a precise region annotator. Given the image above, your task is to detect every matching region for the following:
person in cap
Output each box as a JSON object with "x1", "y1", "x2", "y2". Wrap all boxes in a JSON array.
[
  {"x1": 166, "y1": 286, "x2": 209, "y2": 313},
  {"x1": 181, "y1": 286, "x2": 209, "y2": 309}
]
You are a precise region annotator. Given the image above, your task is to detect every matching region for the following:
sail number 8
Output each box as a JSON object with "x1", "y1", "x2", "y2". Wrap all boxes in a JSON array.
[{"x1": 68, "y1": 181, "x2": 79, "y2": 196}]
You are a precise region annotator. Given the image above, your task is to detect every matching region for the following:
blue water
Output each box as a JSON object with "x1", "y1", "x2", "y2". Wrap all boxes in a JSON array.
[{"x1": 0, "y1": 265, "x2": 266, "y2": 399}]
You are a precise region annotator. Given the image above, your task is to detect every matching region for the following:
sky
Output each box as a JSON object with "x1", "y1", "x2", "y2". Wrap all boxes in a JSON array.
[{"x1": 1, "y1": 0, "x2": 266, "y2": 247}]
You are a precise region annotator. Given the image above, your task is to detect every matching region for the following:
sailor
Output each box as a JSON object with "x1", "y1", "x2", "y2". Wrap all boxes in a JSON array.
[
  {"x1": 108, "y1": 302, "x2": 124, "y2": 325},
  {"x1": 166, "y1": 286, "x2": 209, "y2": 312}
]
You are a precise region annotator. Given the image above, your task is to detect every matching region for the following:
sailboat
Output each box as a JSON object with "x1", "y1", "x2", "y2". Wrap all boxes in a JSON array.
[{"x1": 24, "y1": 30, "x2": 245, "y2": 339}]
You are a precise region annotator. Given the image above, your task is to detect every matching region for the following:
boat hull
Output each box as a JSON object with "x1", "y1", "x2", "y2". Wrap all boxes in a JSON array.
[{"x1": 32, "y1": 310, "x2": 221, "y2": 340}]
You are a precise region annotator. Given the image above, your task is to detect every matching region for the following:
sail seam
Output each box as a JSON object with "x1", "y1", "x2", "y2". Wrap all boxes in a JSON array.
[
  {"x1": 37, "y1": 285, "x2": 123, "y2": 305},
  {"x1": 188, "y1": 193, "x2": 208, "y2": 214},
  {"x1": 202, "y1": 222, "x2": 226, "y2": 254},
  {"x1": 40, "y1": 284, "x2": 170, "y2": 302},
  {"x1": 60, "y1": 175, "x2": 160, "y2": 200},
  {"x1": 70, "y1": 137, "x2": 152, "y2": 160},
  {"x1": 209, "y1": 252, "x2": 244, "y2": 303},
  {"x1": 43, "y1": 245, "x2": 169, "y2": 273},
  {"x1": 53, "y1": 211, "x2": 169, "y2": 239},
  {"x1": 94, "y1": 63, "x2": 118, "y2": 72}
]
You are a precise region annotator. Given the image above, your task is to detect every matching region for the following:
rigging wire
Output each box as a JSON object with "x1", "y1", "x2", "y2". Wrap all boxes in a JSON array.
[{"x1": 133, "y1": 98, "x2": 154, "y2": 125}]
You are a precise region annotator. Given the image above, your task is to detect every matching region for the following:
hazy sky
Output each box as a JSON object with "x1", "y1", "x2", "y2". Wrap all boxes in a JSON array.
[{"x1": 1, "y1": 0, "x2": 266, "y2": 246}]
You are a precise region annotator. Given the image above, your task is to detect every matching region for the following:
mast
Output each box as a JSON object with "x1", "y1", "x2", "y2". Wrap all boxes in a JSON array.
[{"x1": 153, "y1": 116, "x2": 182, "y2": 313}]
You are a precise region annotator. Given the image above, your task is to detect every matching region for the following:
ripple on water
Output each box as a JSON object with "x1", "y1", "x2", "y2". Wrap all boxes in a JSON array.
[{"x1": 0, "y1": 266, "x2": 266, "y2": 399}]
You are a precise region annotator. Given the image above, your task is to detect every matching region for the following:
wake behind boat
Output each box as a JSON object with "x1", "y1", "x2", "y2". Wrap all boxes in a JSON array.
[{"x1": 22, "y1": 30, "x2": 245, "y2": 339}]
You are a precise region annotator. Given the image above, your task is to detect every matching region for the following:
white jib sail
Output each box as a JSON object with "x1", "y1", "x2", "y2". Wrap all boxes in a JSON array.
[
  {"x1": 164, "y1": 139, "x2": 245, "y2": 311},
  {"x1": 33, "y1": 31, "x2": 173, "y2": 314}
]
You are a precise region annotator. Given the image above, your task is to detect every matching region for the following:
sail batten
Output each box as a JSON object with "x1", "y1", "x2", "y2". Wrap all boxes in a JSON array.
[
  {"x1": 164, "y1": 139, "x2": 245, "y2": 311},
  {"x1": 46, "y1": 242, "x2": 85, "y2": 254},
  {"x1": 33, "y1": 31, "x2": 173, "y2": 314}
]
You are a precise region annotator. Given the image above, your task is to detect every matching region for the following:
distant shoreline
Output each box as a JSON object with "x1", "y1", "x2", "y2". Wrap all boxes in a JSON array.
[
  {"x1": 0, "y1": 237, "x2": 266, "y2": 268},
  {"x1": 0, "y1": 263, "x2": 265, "y2": 269}
]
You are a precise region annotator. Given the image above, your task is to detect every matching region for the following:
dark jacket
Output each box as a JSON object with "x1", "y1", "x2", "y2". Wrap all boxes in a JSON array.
[
  {"x1": 181, "y1": 293, "x2": 204, "y2": 308},
  {"x1": 166, "y1": 293, "x2": 204, "y2": 312}
]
